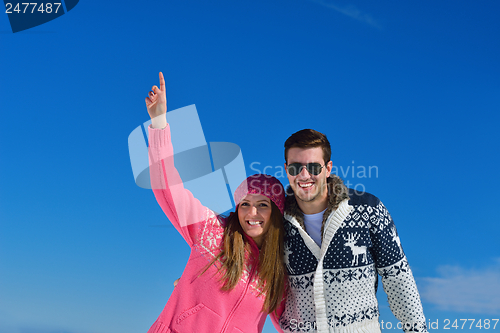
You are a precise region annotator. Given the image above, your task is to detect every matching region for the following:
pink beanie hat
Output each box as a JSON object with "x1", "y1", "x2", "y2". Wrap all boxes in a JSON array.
[{"x1": 233, "y1": 174, "x2": 285, "y2": 214}]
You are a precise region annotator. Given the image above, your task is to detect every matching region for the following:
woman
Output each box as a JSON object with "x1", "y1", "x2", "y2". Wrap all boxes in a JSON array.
[{"x1": 145, "y1": 72, "x2": 286, "y2": 333}]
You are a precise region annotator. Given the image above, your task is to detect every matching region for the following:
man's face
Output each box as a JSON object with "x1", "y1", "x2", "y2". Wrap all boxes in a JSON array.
[{"x1": 285, "y1": 147, "x2": 332, "y2": 206}]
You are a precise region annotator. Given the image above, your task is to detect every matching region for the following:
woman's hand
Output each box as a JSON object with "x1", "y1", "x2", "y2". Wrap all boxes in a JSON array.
[{"x1": 145, "y1": 72, "x2": 167, "y2": 128}]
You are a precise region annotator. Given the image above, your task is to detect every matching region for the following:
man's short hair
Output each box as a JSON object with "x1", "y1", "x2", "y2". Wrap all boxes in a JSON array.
[{"x1": 284, "y1": 129, "x2": 331, "y2": 164}]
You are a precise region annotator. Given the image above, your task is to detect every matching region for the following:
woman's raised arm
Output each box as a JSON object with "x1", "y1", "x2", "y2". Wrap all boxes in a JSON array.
[{"x1": 146, "y1": 72, "x2": 212, "y2": 246}]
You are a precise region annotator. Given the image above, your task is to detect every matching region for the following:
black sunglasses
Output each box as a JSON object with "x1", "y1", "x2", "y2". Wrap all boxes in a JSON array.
[{"x1": 286, "y1": 163, "x2": 325, "y2": 176}]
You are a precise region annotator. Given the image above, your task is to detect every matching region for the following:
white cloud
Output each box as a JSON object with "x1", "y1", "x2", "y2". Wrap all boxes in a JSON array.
[
  {"x1": 419, "y1": 260, "x2": 500, "y2": 315},
  {"x1": 308, "y1": 0, "x2": 382, "y2": 29}
]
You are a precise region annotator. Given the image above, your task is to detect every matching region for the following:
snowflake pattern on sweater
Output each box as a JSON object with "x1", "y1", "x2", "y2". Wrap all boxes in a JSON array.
[{"x1": 280, "y1": 189, "x2": 427, "y2": 333}]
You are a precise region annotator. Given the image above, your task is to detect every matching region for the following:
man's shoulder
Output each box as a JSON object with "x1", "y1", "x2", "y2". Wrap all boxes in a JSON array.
[{"x1": 347, "y1": 188, "x2": 381, "y2": 207}]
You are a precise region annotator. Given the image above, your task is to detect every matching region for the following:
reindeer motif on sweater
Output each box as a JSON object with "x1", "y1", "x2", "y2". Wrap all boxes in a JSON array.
[{"x1": 343, "y1": 232, "x2": 368, "y2": 266}]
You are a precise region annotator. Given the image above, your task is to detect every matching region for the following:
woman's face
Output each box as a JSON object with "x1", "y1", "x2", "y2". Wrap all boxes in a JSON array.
[{"x1": 237, "y1": 194, "x2": 273, "y2": 248}]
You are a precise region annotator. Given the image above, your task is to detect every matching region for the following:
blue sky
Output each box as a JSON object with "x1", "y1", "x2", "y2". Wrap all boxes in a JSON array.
[{"x1": 1, "y1": 1, "x2": 499, "y2": 332}]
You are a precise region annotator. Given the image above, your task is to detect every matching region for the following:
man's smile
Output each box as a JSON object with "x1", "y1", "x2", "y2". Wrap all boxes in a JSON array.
[{"x1": 298, "y1": 182, "x2": 315, "y2": 189}]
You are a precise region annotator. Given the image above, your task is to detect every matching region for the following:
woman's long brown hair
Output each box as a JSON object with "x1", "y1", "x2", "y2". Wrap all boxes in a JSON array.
[{"x1": 203, "y1": 202, "x2": 286, "y2": 314}]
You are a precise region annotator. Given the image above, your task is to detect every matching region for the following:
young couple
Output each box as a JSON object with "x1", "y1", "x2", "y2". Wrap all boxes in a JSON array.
[{"x1": 144, "y1": 72, "x2": 427, "y2": 333}]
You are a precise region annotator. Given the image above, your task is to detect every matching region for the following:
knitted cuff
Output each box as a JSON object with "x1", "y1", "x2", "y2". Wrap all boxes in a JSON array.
[{"x1": 148, "y1": 124, "x2": 171, "y2": 148}]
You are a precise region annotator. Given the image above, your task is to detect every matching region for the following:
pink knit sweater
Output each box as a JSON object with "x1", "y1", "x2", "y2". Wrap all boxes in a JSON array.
[{"x1": 147, "y1": 125, "x2": 283, "y2": 333}]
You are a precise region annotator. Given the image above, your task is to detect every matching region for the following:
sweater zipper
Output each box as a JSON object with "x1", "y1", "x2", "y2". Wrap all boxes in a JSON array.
[{"x1": 220, "y1": 247, "x2": 258, "y2": 333}]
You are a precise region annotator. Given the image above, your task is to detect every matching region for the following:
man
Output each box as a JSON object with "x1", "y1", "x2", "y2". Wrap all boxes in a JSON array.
[{"x1": 278, "y1": 129, "x2": 427, "y2": 333}]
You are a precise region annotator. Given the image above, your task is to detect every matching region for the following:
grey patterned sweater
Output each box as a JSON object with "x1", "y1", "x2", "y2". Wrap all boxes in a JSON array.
[{"x1": 280, "y1": 175, "x2": 427, "y2": 333}]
